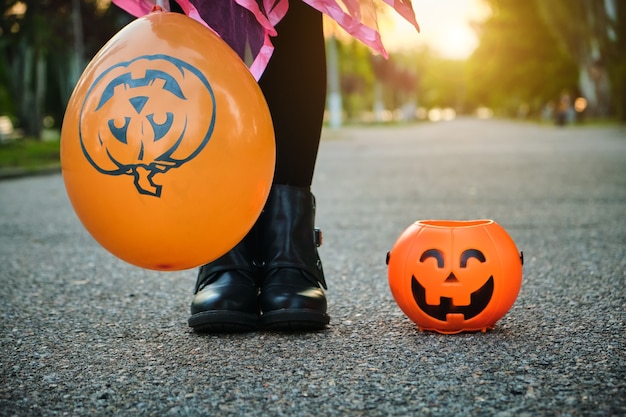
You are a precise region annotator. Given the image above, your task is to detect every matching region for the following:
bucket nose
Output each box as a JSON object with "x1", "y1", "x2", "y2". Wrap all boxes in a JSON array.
[{"x1": 444, "y1": 272, "x2": 459, "y2": 283}]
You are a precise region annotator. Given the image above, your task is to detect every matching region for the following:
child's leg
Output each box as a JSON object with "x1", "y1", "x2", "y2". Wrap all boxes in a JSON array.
[
  {"x1": 257, "y1": 1, "x2": 330, "y2": 330},
  {"x1": 189, "y1": 0, "x2": 329, "y2": 333},
  {"x1": 258, "y1": 0, "x2": 327, "y2": 187}
]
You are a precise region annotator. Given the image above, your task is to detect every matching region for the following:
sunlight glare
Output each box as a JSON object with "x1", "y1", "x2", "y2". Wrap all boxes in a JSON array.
[
  {"x1": 437, "y1": 24, "x2": 479, "y2": 60},
  {"x1": 378, "y1": 0, "x2": 488, "y2": 59}
]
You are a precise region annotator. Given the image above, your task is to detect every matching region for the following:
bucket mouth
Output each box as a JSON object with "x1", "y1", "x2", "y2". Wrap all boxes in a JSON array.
[{"x1": 417, "y1": 219, "x2": 494, "y2": 228}]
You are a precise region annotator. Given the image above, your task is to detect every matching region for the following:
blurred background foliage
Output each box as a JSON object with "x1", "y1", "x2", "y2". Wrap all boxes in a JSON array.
[{"x1": 0, "y1": 0, "x2": 624, "y2": 142}]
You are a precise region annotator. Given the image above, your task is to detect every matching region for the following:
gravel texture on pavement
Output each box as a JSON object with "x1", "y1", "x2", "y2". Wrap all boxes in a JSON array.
[{"x1": 1, "y1": 119, "x2": 625, "y2": 416}]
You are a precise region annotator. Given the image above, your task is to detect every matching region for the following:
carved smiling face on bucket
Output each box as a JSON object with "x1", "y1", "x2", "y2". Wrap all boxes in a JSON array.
[
  {"x1": 411, "y1": 248, "x2": 494, "y2": 322},
  {"x1": 387, "y1": 220, "x2": 523, "y2": 333}
]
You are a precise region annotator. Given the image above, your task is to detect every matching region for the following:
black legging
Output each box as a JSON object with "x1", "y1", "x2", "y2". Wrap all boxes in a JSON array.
[
  {"x1": 172, "y1": 0, "x2": 326, "y2": 187},
  {"x1": 258, "y1": 1, "x2": 327, "y2": 187}
]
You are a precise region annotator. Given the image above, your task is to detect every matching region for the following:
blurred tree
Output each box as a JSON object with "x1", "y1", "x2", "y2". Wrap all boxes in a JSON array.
[
  {"x1": 610, "y1": 1, "x2": 626, "y2": 122},
  {"x1": 371, "y1": 54, "x2": 394, "y2": 121},
  {"x1": 465, "y1": 0, "x2": 578, "y2": 118},
  {"x1": 0, "y1": 0, "x2": 131, "y2": 137},
  {"x1": 536, "y1": 0, "x2": 626, "y2": 120},
  {"x1": 419, "y1": 54, "x2": 465, "y2": 111},
  {"x1": 391, "y1": 47, "x2": 467, "y2": 115},
  {"x1": 336, "y1": 39, "x2": 375, "y2": 121},
  {"x1": 371, "y1": 53, "x2": 420, "y2": 121}
]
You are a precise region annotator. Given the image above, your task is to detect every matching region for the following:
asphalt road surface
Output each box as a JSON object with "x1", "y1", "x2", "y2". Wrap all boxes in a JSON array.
[{"x1": 1, "y1": 118, "x2": 625, "y2": 416}]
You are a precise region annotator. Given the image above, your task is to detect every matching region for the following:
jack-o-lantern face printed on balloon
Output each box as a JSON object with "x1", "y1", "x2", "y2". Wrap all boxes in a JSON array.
[
  {"x1": 387, "y1": 220, "x2": 523, "y2": 334},
  {"x1": 61, "y1": 11, "x2": 275, "y2": 271},
  {"x1": 80, "y1": 55, "x2": 215, "y2": 197}
]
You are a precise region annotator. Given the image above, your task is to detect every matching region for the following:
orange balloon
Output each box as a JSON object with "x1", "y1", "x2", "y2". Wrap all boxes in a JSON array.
[
  {"x1": 61, "y1": 10, "x2": 275, "y2": 271},
  {"x1": 387, "y1": 220, "x2": 523, "y2": 334}
]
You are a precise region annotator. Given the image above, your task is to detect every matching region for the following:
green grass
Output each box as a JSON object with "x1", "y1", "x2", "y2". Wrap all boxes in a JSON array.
[{"x1": 0, "y1": 138, "x2": 61, "y2": 170}]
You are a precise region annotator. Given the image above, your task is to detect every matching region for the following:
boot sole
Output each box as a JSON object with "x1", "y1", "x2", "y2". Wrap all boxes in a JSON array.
[
  {"x1": 188, "y1": 311, "x2": 258, "y2": 333},
  {"x1": 259, "y1": 309, "x2": 330, "y2": 331}
]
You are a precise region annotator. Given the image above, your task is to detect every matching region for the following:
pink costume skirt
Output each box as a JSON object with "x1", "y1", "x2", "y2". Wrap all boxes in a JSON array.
[{"x1": 111, "y1": 0, "x2": 419, "y2": 80}]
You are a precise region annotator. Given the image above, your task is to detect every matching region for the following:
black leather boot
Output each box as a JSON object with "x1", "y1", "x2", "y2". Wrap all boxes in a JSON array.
[
  {"x1": 257, "y1": 184, "x2": 329, "y2": 330},
  {"x1": 188, "y1": 228, "x2": 260, "y2": 333}
]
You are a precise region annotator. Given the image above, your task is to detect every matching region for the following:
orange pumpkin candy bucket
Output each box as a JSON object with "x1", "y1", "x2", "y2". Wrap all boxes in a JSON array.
[
  {"x1": 61, "y1": 9, "x2": 275, "y2": 271},
  {"x1": 386, "y1": 220, "x2": 523, "y2": 334}
]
